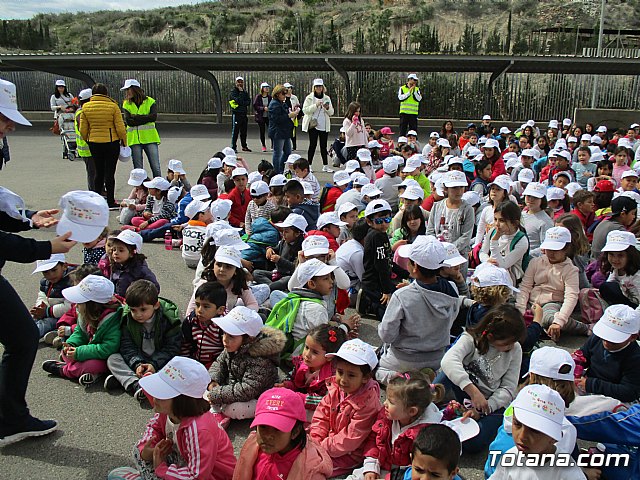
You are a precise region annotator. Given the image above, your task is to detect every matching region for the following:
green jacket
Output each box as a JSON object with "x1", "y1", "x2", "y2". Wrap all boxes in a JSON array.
[{"x1": 66, "y1": 307, "x2": 122, "y2": 362}]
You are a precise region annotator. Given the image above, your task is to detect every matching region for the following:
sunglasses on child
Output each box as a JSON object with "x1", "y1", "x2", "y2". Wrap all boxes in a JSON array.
[{"x1": 372, "y1": 216, "x2": 392, "y2": 225}]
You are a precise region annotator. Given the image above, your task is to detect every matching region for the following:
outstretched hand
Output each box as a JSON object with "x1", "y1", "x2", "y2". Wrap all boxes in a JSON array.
[{"x1": 31, "y1": 209, "x2": 60, "y2": 228}]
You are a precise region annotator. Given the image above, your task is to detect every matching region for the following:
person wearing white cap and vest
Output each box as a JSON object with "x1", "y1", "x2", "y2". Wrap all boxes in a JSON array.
[
  {"x1": 253, "y1": 82, "x2": 272, "y2": 153},
  {"x1": 283, "y1": 82, "x2": 301, "y2": 150},
  {"x1": 121, "y1": 79, "x2": 162, "y2": 178},
  {"x1": 74, "y1": 88, "x2": 97, "y2": 191},
  {"x1": 398, "y1": 74, "x2": 422, "y2": 137},
  {"x1": 302, "y1": 79, "x2": 334, "y2": 172},
  {"x1": 0, "y1": 78, "x2": 77, "y2": 445},
  {"x1": 229, "y1": 76, "x2": 252, "y2": 153}
]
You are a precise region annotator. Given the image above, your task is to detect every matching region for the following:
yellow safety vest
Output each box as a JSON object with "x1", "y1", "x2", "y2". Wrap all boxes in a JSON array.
[
  {"x1": 399, "y1": 85, "x2": 420, "y2": 116},
  {"x1": 74, "y1": 109, "x2": 91, "y2": 158},
  {"x1": 122, "y1": 96, "x2": 161, "y2": 146}
]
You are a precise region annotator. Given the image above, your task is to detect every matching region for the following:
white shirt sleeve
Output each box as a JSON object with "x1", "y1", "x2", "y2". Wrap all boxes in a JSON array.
[{"x1": 397, "y1": 86, "x2": 411, "y2": 101}]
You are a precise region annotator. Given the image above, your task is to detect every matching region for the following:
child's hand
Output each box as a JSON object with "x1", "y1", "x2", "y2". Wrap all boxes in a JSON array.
[
  {"x1": 575, "y1": 376, "x2": 587, "y2": 393},
  {"x1": 297, "y1": 250, "x2": 306, "y2": 264},
  {"x1": 140, "y1": 439, "x2": 155, "y2": 462},
  {"x1": 65, "y1": 346, "x2": 76, "y2": 360},
  {"x1": 208, "y1": 381, "x2": 218, "y2": 391},
  {"x1": 153, "y1": 438, "x2": 173, "y2": 469},
  {"x1": 271, "y1": 254, "x2": 280, "y2": 263},
  {"x1": 547, "y1": 323, "x2": 562, "y2": 342},
  {"x1": 471, "y1": 392, "x2": 489, "y2": 415},
  {"x1": 265, "y1": 247, "x2": 275, "y2": 260},
  {"x1": 139, "y1": 221, "x2": 149, "y2": 230},
  {"x1": 172, "y1": 224, "x2": 184, "y2": 232},
  {"x1": 343, "y1": 313, "x2": 361, "y2": 331},
  {"x1": 128, "y1": 203, "x2": 136, "y2": 210},
  {"x1": 136, "y1": 364, "x2": 156, "y2": 377},
  {"x1": 487, "y1": 257, "x2": 499, "y2": 266},
  {"x1": 30, "y1": 304, "x2": 46, "y2": 319},
  {"x1": 327, "y1": 249, "x2": 335, "y2": 262},
  {"x1": 57, "y1": 326, "x2": 66, "y2": 337},
  {"x1": 396, "y1": 280, "x2": 409, "y2": 289},
  {"x1": 380, "y1": 293, "x2": 391, "y2": 305}
]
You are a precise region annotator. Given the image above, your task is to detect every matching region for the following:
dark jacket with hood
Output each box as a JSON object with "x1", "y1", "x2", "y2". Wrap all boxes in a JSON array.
[
  {"x1": 110, "y1": 257, "x2": 160, "y2": 297},
  {"x1": 292, "y1": 199, "x2": 320, "y2": 231}
]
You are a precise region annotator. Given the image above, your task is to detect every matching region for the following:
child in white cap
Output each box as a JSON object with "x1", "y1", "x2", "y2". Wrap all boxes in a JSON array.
[
  {"x1": 128, "y1": 177, "x2": 175, "y2": 232},
  {"x1": 473, "y1": 174, "x2": 511, "y2": 248},
  {"x1": 119, "y1": 168, "x2": 149, "y2": 226},
  {"x1": 227, "y1": 167, "x2": 251, "y2": 229},
  {"x1": 599, "y1": 230, "x2": 640, "y2": 308},
  {"x1": 310, "y1": 339, "x2": 382, "y2": 477},
  {"x1": 375, "y1": 157, "x2": 403, "y2": 212},
  {"x1": 205, "y1": 306, "x2": 286, "y2": 428},
  {"x1": 244, "y1": 180, "x2": 276, "y2": 235},
  {"x1": 42, "y1": 275, "x2": 122, "y2": 387},
  {"x1": 467, "y1": 263, "x2": 518, "y2": 328},
  {"x1": 166, "y1": 159, "x2": 191, "y2": 194},
  {"x1": 107, "y1": 230, "x2": 160, "y2": 297},
  {"x1": 197, "y1": 154, "x2": 223, "y2": 200},
  {"x1": 107, "y1": 356, "x2": 236, "y2": 480},
  {"x1": 324, "y1": 170, "x2": 351, "y2": 213}
]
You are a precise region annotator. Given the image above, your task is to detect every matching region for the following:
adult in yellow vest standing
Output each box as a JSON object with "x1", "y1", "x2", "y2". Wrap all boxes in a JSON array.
[
  {"x1": 74, "y1": 88, "x2": 96, "y2": 191},
  {"x1": 398, "y1": 73, "x2": 422, "y2": 137},
  {"x1": 121, "y1": 79, "x2": 161, "y2": 178}
]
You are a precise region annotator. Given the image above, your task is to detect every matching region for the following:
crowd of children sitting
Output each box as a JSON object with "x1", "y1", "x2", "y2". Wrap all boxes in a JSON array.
[{"x1": 31, "y1": 117, "x2": 640, "y2": 480}]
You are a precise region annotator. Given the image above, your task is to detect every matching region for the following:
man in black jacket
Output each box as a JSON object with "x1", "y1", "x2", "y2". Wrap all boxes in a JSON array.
[
  {"x1": 0, "y1": 79, "x2": 76, "y2": 446},
  {"x1": 229, "y1": 76, "x2": 252, "y2": 153}
]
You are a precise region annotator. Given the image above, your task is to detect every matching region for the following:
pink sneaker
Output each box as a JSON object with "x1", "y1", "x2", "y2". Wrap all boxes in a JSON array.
[
  {"x1": 211, "y1": 412, "x2": 230, "y2": 430},
  {"x1": 261, "y1": 145, "x2": 267, "y2": 152}
]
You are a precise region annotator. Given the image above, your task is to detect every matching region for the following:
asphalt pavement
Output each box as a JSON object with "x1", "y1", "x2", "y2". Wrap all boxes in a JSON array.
[{"x1": 0, "y1": 123, "x2": 583, "y2": 479}]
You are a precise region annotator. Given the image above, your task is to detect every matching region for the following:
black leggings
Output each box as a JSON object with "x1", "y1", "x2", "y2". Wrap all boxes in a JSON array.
[
  {"x1": 89, "y1": 140, "x2": 120, "y2": 204},
  {"x1": 308, "y1": 128, "x2": 329, "y2": 165},
  {"x1": 258, "y1": 118, "x2": 269, "y2": 147}
]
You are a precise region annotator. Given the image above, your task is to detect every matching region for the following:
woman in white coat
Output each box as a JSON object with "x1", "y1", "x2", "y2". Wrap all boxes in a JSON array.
[{"x1": 302, "y1": 78, "x2": 334, "y2": 172}]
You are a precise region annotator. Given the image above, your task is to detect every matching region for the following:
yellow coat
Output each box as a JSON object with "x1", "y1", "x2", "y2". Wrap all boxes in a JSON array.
[{"x1": 78, "y1": 94, "x2": 127, "y2": 144}]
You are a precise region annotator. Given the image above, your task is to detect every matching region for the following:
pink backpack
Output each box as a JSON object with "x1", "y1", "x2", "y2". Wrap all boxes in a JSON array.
[{"x1": 579, "y1": 287, "x2": 606, "y2": 324}]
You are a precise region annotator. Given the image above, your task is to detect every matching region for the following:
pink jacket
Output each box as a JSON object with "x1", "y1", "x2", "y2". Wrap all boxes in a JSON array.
[
  {"x1": 283, "y1": 356, "x2": 334, "y2": 410},
  {"x1": 309, "y1": 377, "x2": 382, "y2": 466},
  {"x1": 136, "y1": 412, "x2": 236, "y2": 480},
  {"x1": 515, "y1": 255, "x2": 579, "y2": 327},
  {"x1": 233, "y1": 432, "x2": 333, "y2": 480}
]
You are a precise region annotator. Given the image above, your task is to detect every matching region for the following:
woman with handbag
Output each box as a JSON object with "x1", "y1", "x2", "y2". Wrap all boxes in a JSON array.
[
  {"x1": 49, "y1": 79, "x2": 74, "y2": 158},
  {"x1": 78, "y1": 83, "x2": 128, "y2": 209},
  {"x1": 302, "y1": 78, "x2": 334, "y2": 172}
]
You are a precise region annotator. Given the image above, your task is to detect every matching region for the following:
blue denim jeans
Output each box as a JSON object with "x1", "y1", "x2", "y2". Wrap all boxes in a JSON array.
[
  {"x1": 131, "y1": 143, "x2": 161, "y2": 178},
  {"x1": 35, "y1": 317, "x2": 57, "y2": 338},
  {"x1": 272, "y1": 137, "x2": 291, "y2": 174}
]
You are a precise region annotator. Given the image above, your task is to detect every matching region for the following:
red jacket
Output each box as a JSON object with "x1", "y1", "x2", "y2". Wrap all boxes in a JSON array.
[
  {"x1": 283, "y1": 355, "x2": 335, "y2": 410},
  {"x1": 571, "y1": 207, "x2": 596, "y2": 241},
  {"x1": 363, "y1": 404, "x2": 443, "y2": 472},
  {"x1": 489, "y1": 156, "x2": 507, "y2": 181},
  {"x1": 323, "y1": 186, "x2": 343, "y2": 213},
  {"x1": 227, "y1": 187, "x2": 251, "y2": 227}
]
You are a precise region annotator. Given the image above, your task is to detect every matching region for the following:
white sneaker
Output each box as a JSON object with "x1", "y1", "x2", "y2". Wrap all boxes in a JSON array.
[{"x1": 322, "y1": 165, "x2": 334, "y2": 173}]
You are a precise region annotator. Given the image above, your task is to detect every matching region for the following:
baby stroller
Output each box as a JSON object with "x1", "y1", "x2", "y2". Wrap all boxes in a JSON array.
[{"x1": 58, "y1": 111, "x2": 78, "y2": 161}]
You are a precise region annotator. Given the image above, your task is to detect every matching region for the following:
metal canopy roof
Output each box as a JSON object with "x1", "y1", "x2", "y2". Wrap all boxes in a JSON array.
[{"x1": 1, "y1": 53, "x2": 639, "y2": 76}]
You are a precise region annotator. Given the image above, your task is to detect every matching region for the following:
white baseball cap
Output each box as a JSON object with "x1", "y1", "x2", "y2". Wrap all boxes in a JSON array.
[
  {"x1": 548, "y1": 119, "x2": 559, "y2": 129},
  {"x1": 518, "y1": 168, "x2": 534, "y2": 184},
  {"x1": 488, "y1": 174, "x2": 511, "y2": 192},
  {"x1": 78, "y1": 88, "x2": 93, "y2": 101},
  {"x1": 591, "y1": 136, "x2": 603, "y2": 145},
  {"x1": 213, "y1": 228, "x2": 249, "y2": 250},
  {"x1": 499, "y1": 127, "x2": 511, "y2": 135},
  {"x1": 563, "y1": 118, "x2": 572, "y2": 126},
  {"x1": 553, "y1": 171, "x2": 571, "y2": 183},
  {"x1": 184, "y1": 199, "x2": 210, "y2": 220},
  {"x1": 222, "y1": 147, "x2": 236, "y2": 157},
  {"x1": 407, "y1": 73, "x2": 419, "y2": 80},
  {"x1": 57, "y1": 190, "x2": 109, "y2": 243},
  {"x1": 602, "y1": 230, "x2": 637, "y2": 252},
  {"x1": 382, "y1": 158, "x2": 398, "y2": 174},
  {"x1": 482, "y1": 115, "x2": 491, "y2": 121},
  {"x1": 316, "y1": 212, "x2": 347, "y2": 230},
  {"x1": 356, "y1": 148, "x2": 372, "y2": 162},
  {"x1": 406, "y1": 130, "x2": 418, "y2": 137},
  {"x1": 301, "y1": 181, "x2": 314, "y2": 196},
  {"x1": 526, "y1": 119, "x2": 535, "y2": 127},
  {"x1": 567, "y1": 136, "x2": 578, "y2": 143},
  {"x1": 555, "y1": 139, "x2": 568, "y2": 150},
  {"x1": 283, "y1": 82, "x2": 293, "y2": 88},
  {"x1": 434, "y1": 178, "x2": 445, "y2": 197},
  {"x1": 0, "y1": 79, "x2": 31, "y2": 126},
  {"x1": 214, "y1": 245, "x2": 243, "y2": 268},
  {"x1": 505, "y1": 157, "x2": 520, "y2": 170},
  {"x1": 364, "y1": 199, "x2": 392, "y2": 217},
  {"x1": 210, "y1": 199, "x2": 233, "y2": 221},
  {"x1": 143, "y1": 177, "x2": 171, "y2": 191},
  {"x1": 471, "y1": 263, "x2": 519, "y2": 292},
  {"x1": 302, "y1": 235, "x2": 330, "y2": 255},
  {"x1": 312, "y1": 78, "x2": 324, "y2": 87},
  {"x1": 55, "y1": 79, "x2": 66, "y2": 87},
  {"x1": 521, "y1": 150, "x2": 535, "y2": 159},
  {"x1": 429, "y1": 132, "x2": 440, "y2": 139},
  {"x1": 232, "y1": 167, "x2": 248, "y2": 178},
  {"x1": 269, "y1": 174, "x2": 288, "y2": 187},
  {"x1": 398, "y1": 235, "x2": 447, "y2": 270},
  {"x1": 214, "y1": 306, "x2": 263, "y2": 337},
  {"x1": 204, "y1": 221, "x2": 236, "y2": 240},
  {"x1": 187, "y1": 185, "x2": 209, "y2": 202},
  {"x1": 622, "y1": 170, "x2": 639, "y2": 180},
  {"x1": 120, "y1": 79, "x2": 141, "y2": 90},
  {"x1": 33, "y1": 254, "x2": 66, "y2": 274},
  {"x1": 442, "y1": 242, "x2": 467, "y2": 267},
  {"x1": 250, "y1": 180, "x2": 270, "y2": 197},
  {"x1": 345, "y1": 160, "x2": 361, "y2": 173},
  {"x1": 539, "y1": 226, "x2": 571, "y2": 251},
  {"x1": 565, "y1": 182, "x2": 583, "y2": 198},
  {"x1": 361, "y1": 183, "x2": 382, "y2": 198},
  {"x1": 447, "y1": 156, "x2": 464, "y2": 167},
  {"x1": 484, "y1": 138, "x2": 501, "y2": 151},
  {"x1": 248, "y1": 171, "x2": 263, "y2": 185},
  {"x1": 127, "y1": 168, "x2": 148, "y2": 186},
  {"x1": 437, "y1": 138, "x2": 451, "y2": 148},
  {"x1": 235, "y1": 76, "x2": 244, "y2": 82},
  {"x1": 555, "y1": 150, "x2": 571, "y2": 162},
  {"x1": 274, "y1": 213, "x2": 308, "y2": 232},
  {"x1": 581, "y1": 134, "x2": 592, "y2": 142},
  {"x1": 512, "y1": 385, "x2": 565, "y2": 442},
  {"x1": 441, "y1": 417, "x2": 480, "y2": 443},
  {"x1": 597, "y1": 125, "x2": 608, "y2": 133},
  {"x1": 62, "y1": 275, "x2": 114, "y2": 304},
  {"x1": 593, "y1": 304, "x2": 640, "y2": 343},
  {"x1": 368, "y1": 140, "x2": 383, "y2": 149},
  {"x1": 223, "y1": 155, "x2": 238, "y2": 167},
  {"x1": 115, "y1": 229, "x2": 143, "y2": 252},
  {"x1": 352, "y1": 173, "x2": 370, "y2": 187},
  {"x1": 546, "y1": 187, "x2": 565, "y2": 201},
  {"x1": 325, "y1": 338, "x2": 378, "y2": 370},
  {"x1": 631, "y1": 123, "x2": 640, "y2": 129},
  {"x1": 398, "y1": 178, "x2": 421, "y2": 190},
  {"x1": 527, "y1": 346, "x2": 575, "y2": 382},
  {"x1": 397, "y1": 136, "x2": 408, "y2": 143},
  {"x1": 402, "y1": 156, "x2": 422, "y2": 173},
  {"x1": 297, "y1": 258, "x2": 338, "y2": 287},
  {"x1": 522, "y1": 182, "x2": 547, "y2": 199},
  {"x1": 260, "y1": 82, "x2": 270, "y2": 89},
  {"x1": 286, "y1": 153, "x2": 301, "y2": 164},
  {"x1": 167, "y1": 186, "x2": 181, "y2": 204},
  {"x1": 207, "y1": 157, "x2": 222, "y2": 170},
  {"x1": 139, "y1": 356, "x2": 210, "y2": 400},
  {"x1": 467, "y1": 147, "x2": 482, "y2": 158},
  {"x1": 618, "y1": 138, "x2": 633, "y2": 149},
  {"x1": 462, "y1": 190, "x2": 481, "y2": 206},
  {"x1": 333, "y1": 170, "x2": 351, "y2": 186},
  {"x1": 400, "y1": 185, "x2": 425, "y2": 201},
  {"x1": 337, "y1": 202, "x2": 358, "y2": 218}
]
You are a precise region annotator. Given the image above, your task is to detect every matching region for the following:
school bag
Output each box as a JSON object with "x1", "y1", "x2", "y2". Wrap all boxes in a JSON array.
[
  {"x1": 578, "y1": 287, "x2": 607, "y2": 325},
  {"x1": 485, "y1": 228, "x2": 531, "y2": 272},
  {"x1": 265, "y1": 292, "x2": 324, "y2": 361}
]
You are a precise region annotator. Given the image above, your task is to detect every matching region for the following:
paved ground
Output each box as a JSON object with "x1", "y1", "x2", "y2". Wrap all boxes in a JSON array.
[{"x1": 0, "y1": 123, "x2": 584, "y2": 479}]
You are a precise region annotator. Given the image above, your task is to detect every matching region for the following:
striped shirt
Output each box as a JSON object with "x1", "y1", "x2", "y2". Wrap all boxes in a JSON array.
[
  {"x1": 180, "y1": 311, "x2": 224, "y2": 369},
  {"x1": 244, "y1": 199, "x2": 277, "y2": 235}
]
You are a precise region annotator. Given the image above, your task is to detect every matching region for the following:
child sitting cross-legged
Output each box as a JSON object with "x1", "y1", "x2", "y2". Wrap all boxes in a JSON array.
[
  {"x1": 233, "y1": 387, "x2": 333, "y2": 480},
  {"x1": 104, "y1": 280, "x2": 182, "y2": 402},
  {"x1": 205, "y1": 306, "x2": 286, "y2": 429},
  {"x1": 310, "y1": 339, "x2": 382, "y2": 477}
]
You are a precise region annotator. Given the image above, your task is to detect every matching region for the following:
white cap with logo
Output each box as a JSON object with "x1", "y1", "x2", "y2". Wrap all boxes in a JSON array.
[
  {"x1": 57, "y1": 190, "x2": 109, "y2": 243},
  {"x1": 189, "y1": 184, "x2": 211, "y2": 202},
  {"x1": 143, "y1": 177, "x2": 171, "y2": 191},
  {"x1": 471, "y1": 263, "x2": 519, "y2": 292},
  {"x1": 593, "y1": 304, "x2": 640, "y2": 343},
  {"x1": 443, "y1": 170, "x2": 468, "y2": 188},
  {"x1": 213, "y1": 228, "x2": 249, "y2": 250},
  {"x1": 297, "y1": 258, "x2": 337, "y2": 287},
  {"x1": 398, "y1": 235, "x2": 447, "y2": 270},
  {"x1": 302, "y1": 235, "x2": 330, "y2": 256},
  {"x1": 115, "y1": 229, "x2": 143, "y2": 252},
  {"x1": 274, "y1": 213, "x2": 308, "y2": 232},
  {"x1": 214, "y1": 245, "x2": 243, "y2": 268},
  {"x1": 326, "y1": 338, "x2": 378, "y2": 370},
  {"x1": 442, "y1": 242, "x2": 467, "y2": 267},
  {"x1": 602, "y1": 230, "x2": 637, "y2": 252},
  {"x1": 62, "y1": 275, "x2": 114, "y2": 304},
  {"x1": 361, "y1": 183, "x2": 382, "y2": 198},
  {"x1": 214, "y1": 306, "x2": 263, "y2": 337},
  {"x1": 128, "y1": 168, "x2": 148, "y2": 187},
  {"x1": 539, "y1": 226, "x2": 571, "y2": 251},
  {"x1": 400, "y1": 185, "x2": 425, "y2": 201},
  {"x1": 512, "y1": 384, "x2": 566, "y2": 442},
  {"x1": 333, "y1": 170, "x2": 351, "y2": 186},
  {"x1": 0, "y1": 79, "x2": 31, "y2": 126},
  {"x1": 139, "y1": 356, "x2": 210, "y2": 400},
  {"x1": 316, "y1": 212, "x2": 347, "y2": 230}
]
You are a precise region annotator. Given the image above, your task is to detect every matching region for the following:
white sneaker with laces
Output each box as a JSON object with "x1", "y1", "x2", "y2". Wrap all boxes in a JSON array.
[{"x1": 322, "y1": 165, "x2": 334, "y2": 173}]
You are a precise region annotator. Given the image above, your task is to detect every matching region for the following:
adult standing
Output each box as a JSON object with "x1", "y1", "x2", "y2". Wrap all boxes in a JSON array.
[
  {"x1": 397, "y1": 73, "x2": 422, "y2": 137},
  {"x1": 342, "y1": 102, "x2": 368, "y2": 161},
  {"x1": 78, "y1": 83, "x2": 127, "y2": 208},
  {"x1": 229, "y1": 76, "x2": 251, "y2": 153},
  {"x1": 121, "y1": 79, "x2": 161, "y2": 178},
  {"x1": 302, "y1": 78, "x2": 334, "y2": 172},
  {"x1": 74, "y1": 88, "x2": 96, "y2": 191},
  {"x1": 49, "y1": 79, "x2": 74, "y2": 159},
  {"x1": 284, "y1": 82, "x2": 300, "y2": 151},
  {"x1": 253, "y1": 82, "x2": 271, "y2": 153},
  {"x1": 0, "y1": 78, "x2": 76, "y2": 446},
  {"x1": 268, "y1": 84, "x2": 297, "y2": 174}
]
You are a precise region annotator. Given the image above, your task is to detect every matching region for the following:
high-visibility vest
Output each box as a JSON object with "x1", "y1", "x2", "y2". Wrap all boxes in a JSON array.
[
  {"x1": 74, "y1": 109, "x2": 91, "y2": 158},
  {"x1": 122, "y1": 96, "x2": 161, "y2": 146},
  {"x1": 399, "y1": 85, "x2": 420, "y2": 115}
]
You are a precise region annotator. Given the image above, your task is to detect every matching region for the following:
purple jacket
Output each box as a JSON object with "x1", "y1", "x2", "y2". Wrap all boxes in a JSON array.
[
  {"x1": 253, "y1": 94, "x2": 272, "y2": 124},
  {"x1": 110, "y1": 257, "x2": 160, "y2": 297}
]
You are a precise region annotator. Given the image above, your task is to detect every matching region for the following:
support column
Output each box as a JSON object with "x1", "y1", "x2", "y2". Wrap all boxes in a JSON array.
[
  {"x1": 325, "y1": 57, "x2": 352, "y2": 105},
  {"x1": 485, "y1": 60, "x2": 514, "y2": 118}
]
